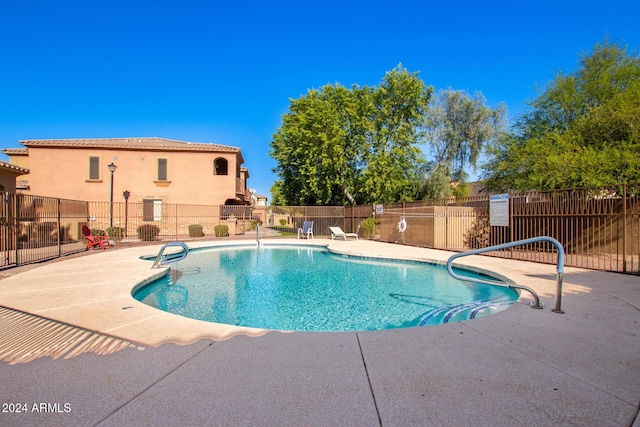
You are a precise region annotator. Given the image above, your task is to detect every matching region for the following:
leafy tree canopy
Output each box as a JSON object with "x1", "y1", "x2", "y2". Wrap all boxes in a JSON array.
[
  {"x1": 482, "y1": 39, "x2": 640, "y2": 191},
  {"x1": 270, "y1": 65, "x2": 432, "y2": 205},
  {"x1": 418, "y1": 89, "x2": 506, "y2": 199}
]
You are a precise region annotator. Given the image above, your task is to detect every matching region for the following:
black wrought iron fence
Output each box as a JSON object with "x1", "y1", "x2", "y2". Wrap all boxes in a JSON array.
[
  {"x1": 3, "y1": 184, "x2": 638, "y2": 273},
  {"x1": 267, "y1": 206, "x2": 345, "y2": 236},
  {"x1": 1, "y1": 192, "x2": 87, "y2": 268},
  {"x1": 374, "y1": 184, "x2": 640, "y2": 274},
  {"x1": 86, "y1": 202, "x2": 258, "y2": 242}
]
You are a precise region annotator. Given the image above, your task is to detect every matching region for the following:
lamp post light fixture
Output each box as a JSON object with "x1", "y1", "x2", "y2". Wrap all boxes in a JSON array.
[
  {"x1": 108, "y1": 162, "x2": 117, "y2": 228},
  {"x1": 123, "y1": 190, "x2": 130, "y2": 237}
]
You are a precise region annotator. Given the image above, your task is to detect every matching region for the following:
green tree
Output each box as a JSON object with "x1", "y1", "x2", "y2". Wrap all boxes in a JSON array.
[
  {"x1": 418, "y1": 162, "x2": 453, "y2": 200},
  {"x1": 419, "y1": 89, "x2": 506, "y2": 198},
  {"x1": 270, "y1": 83, "x2": 371, "y2": 205},
  {"x1": 362, "y1": 66, "x2": 432, "y2": 203},
  {"x1": 483, "y1": 39, "x2": 640, "y2": 191},
  {"x1": 270, "y1": 65, "x2": 432, "y2": 205},
  {"x1": 270, "y1": 181, "x2": 286, "y2": 206}
]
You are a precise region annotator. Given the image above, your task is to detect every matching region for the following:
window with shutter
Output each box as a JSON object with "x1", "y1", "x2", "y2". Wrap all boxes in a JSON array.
[
  {"x1": 89, "y1": 156, "x2": 100, "y2": 180},
  {"x1": 143, "y1": 199, "x2": 162, "y2": 221},
  {"x1": 157, "y1": 158, "x2": 168, "y2": 181}
]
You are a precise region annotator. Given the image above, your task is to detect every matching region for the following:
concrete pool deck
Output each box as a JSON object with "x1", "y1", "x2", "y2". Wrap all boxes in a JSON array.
[{"x1": 0, "y1": 239, "x2": 639, "y2": 426}]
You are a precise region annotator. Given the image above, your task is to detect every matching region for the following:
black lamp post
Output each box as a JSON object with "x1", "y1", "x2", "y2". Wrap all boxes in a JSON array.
[
  {"x1": 123, "y1": 190, "x2": 130, "y2": 237},
  {"x1": 108, "y1": 163, "x2": 117, "y2": 227}
]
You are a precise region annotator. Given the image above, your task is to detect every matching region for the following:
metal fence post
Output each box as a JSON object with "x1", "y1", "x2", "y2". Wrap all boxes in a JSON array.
[
  {"x1": 623, "y1": 184, "x2": 627, "y2": 273},
  {"x1": 57, "y1": 198, "x2": 61, "y2": 258},
  {"x1": 14, "y1": 194, "x2": 19, "y2": 266}
]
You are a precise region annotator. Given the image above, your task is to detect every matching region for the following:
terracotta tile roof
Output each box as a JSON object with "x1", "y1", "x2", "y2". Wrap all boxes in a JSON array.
[
  {"x1": 0, "y1": 161, "x2": 29, "y2": 174},
  {"x1": 19, "y1": 137, "x2": 240, "y2": 153},
  {"x1": 2, "y1": 148, "x2": 29, "y2": 155}
]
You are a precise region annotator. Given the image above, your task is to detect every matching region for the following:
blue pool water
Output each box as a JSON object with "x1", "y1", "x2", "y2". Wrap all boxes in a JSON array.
[{"x1": 134, "y1": 245, "x2": 518, "y2": 332}]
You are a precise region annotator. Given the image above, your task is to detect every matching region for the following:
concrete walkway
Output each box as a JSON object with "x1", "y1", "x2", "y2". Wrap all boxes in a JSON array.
[{"x1": 1, "y1": 239, "x2": 639, "y2": 426}]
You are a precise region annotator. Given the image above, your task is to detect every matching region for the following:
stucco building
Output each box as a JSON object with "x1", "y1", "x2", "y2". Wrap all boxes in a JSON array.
[
  {"x1": 4, "y1": 137, "x2": 251, "y2": 206},
  {"x1": 0, "y1": 160, "x2": 29, "y2": 193}
]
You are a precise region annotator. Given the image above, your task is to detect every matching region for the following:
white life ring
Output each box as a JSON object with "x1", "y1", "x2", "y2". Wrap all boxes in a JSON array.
[{"x1": 398, "y1": 217, "x2": 407, "y2": 233}]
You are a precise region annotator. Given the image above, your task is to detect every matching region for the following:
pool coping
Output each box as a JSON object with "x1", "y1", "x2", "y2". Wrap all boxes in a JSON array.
[
  {"x1": 0, "y1": 239, "x2": 525, "y2": 346},
  {"x1": 1, "y1": 238, "x2": 639, "y2": 426}
]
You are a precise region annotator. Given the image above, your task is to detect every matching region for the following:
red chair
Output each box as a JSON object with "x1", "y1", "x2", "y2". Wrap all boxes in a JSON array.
[{"x1": 82, "y1": 225, "x2": 110, "y2": 250}]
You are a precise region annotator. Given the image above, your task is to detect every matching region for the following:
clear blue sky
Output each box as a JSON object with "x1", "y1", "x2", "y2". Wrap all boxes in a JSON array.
[{"x1": 1, "y1": 0, "x2": 639, "y2": 199}]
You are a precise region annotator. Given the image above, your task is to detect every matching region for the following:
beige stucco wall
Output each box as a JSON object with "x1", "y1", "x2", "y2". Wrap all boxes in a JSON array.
[
  {"x1": 8, "y1": 153, "x2": 30, "y2": 170},
  {"x1": 25, "y1": 147, "x2": 245, "y2": 205},
  {"x1": 379, "y1": 206, "x2": 477, "y2": 250},
  {"x1": 0, "y1": 172, "x2": 17, "y2": 192},
  {"x1": 3, "y1": 152, "x2": 29, "y2": 189}
]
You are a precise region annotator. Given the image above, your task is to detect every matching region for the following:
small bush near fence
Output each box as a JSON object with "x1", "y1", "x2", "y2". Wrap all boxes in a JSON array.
[
  {"x1": 107, "y1": 227, "x2": 125, "y2": 240},
  {"x1": 359, "y1": 217, "x2": 378, "y2": 239},
  {"x1": 90, "y1": 228, "x2": 106, "y2": 236},
  {"x1": 138, "y1": 224, "x2": 160, "y2": 241},
  {"x1": 214, "y1": 224, "x2": 229, "y2": 237},
  {"x1": 189, "y1": 224, "x2": 204, "y2": 237},
  {"x1": 279, "y1": 219, "x2": 287, "y2": 226},
  {"x1": 464, "y1": 216, "x2": 490, "y2": 249}
]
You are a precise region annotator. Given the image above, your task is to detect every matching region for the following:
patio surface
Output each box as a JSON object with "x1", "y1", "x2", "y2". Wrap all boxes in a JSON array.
[{"x1": 0, "y1": 238, "x2": 639, "y2": 426}]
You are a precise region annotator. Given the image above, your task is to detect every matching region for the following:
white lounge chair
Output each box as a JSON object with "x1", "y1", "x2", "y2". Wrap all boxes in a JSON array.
[
  {"x1": 329, "y1": 226, "x2": 358, "y2": 241},
  {"x1": 297, "y1": 221, "x2": 314, "y2": 239}
]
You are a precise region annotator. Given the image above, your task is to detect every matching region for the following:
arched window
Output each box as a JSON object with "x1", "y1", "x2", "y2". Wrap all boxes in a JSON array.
[{"x1": 214, "y1": 158, "x2": 228, "y2": 175}]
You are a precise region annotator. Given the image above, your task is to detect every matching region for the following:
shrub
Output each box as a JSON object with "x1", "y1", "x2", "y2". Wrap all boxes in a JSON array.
[
  {"x1": 137, "y1": 224, "x2": 160, "y2": 241},
  {"x1": 90, "y1": 228, "x2": 106, "y2": 237},
  {"x1": 279, "y1": 218, "x2": 287, "y2": 226},
  {"x1": 107, "y1": 227, "x2": 125, "y2": 240},
  {"x1": 359, "y1": 217, "x2": 378, "y2": 239},
  {"x1": 464, "y1": 216, "x2": 490, "y2": 249},
  {"x1": 214, "y1": 224, "x2": 229, "y2": 237},
  {"x1": 188, "y1": 224, "x2": 204, "y2": 237}
]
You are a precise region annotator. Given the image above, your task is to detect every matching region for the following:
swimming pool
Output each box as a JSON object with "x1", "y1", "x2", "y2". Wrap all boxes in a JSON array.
[{"x1": 134, "y1": 245, "x2": 518, "y2": 332}]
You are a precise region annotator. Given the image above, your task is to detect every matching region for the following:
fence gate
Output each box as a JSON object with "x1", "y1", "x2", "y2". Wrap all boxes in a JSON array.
[{"x1": 1, "y1": 192, "x2": 87, "y2": 269}]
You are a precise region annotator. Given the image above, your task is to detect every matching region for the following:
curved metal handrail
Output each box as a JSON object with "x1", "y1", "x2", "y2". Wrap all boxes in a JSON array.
[
  {"x1": 257, "y1": 223, "x2": 262, "y2": 247},
  {"x1": 151, "y1": 242, "x2": 189, "y2": 269},
  {"x1": 446, "y1": 236, "x2": 565, "y2": 313}
]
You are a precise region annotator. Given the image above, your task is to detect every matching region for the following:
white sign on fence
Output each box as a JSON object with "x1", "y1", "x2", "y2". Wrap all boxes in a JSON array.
[{"x1": 489, "y1": 194, "x2": 510, "y2": 227}]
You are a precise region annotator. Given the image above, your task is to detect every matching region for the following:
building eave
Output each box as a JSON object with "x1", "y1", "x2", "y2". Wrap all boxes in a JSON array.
[
  {"x1": 0, "y1": 161, "x2": 29, "y2": 175},
  {"x1": 19, "y1": 137, "x2": 241, "y2": 154}
]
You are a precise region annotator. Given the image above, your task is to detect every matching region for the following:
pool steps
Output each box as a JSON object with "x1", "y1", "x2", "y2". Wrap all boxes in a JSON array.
[{"x1": 419, "y1": 297, "x2": 515, "y2": 326}]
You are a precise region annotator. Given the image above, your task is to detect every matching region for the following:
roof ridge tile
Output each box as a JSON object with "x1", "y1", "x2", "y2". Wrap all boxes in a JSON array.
[{"x1": 19, "y1": 137, "x2": 240, "y2": 153}]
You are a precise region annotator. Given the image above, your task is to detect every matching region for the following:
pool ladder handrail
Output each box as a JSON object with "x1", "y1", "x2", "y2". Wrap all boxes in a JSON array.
[
  {"x1": 446, "y1": 236, "x2": 565, "y2": 313},
  {"x1": 256, "y1": 223, "x2": 262, "y2": 247},
  {"x1": 151, "y1": 242, "x2": 189, "y2": 269}
]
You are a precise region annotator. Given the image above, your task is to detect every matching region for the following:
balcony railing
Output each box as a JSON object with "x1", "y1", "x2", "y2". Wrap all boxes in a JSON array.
[{"x1": 236, "y1": 178, "x2": 245, "y2": 196}]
